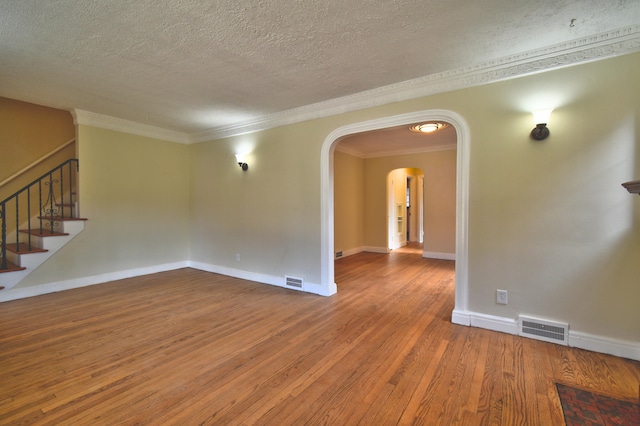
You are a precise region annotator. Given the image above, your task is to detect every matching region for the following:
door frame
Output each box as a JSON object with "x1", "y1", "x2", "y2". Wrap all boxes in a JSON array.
[{"x1": 320, "y1": 109, "x2": 471, "y2": 325}]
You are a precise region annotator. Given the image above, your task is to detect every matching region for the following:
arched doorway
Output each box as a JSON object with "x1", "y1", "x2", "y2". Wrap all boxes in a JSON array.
[{"x1": 320, "y1": 109, "x2": 470, "y2": 324}]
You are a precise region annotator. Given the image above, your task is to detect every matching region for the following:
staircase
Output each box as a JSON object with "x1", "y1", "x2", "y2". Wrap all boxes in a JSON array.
[{"x1": 0, "y1": 159, "x2": 86, "y2": 290}]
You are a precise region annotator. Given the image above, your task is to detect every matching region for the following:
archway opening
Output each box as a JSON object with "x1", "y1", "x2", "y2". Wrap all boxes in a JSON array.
[{"x1": 321, "y1": 109, "x2": 470, "y2": 324}]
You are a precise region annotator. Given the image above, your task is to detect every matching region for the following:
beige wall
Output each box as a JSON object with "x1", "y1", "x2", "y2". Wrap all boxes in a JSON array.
[
  {"x1": 334, "y1": 149, "x2": 456, "y2": 256},
  {"x1": 0, "y1": 97, "x2": 75, "y2": 200},
  {"x1": 15, "y1": 125, "x2": 190, "y2": 287},
  {"x1": 4, "y1": 52, "x2": 639, "y2": 346},
  {"x1": 333, "y1": 150, "x2": 364, "y2": 255},
  {"x1": 363, "y1": 150, "x2": 457, "y2": 254},
  {"x1": 191, "y1": 52, "x2": 640, "y2": 342},
  {"x1": 189, "y1": 122, "x2": 325, "y2": 283}
]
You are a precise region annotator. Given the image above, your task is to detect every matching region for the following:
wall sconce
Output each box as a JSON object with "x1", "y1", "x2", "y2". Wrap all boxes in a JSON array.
[
  {"x1": 530, "y1": 109, "x2": 552, "y2": 141},
  {"x1": 235, "y1": 154, "x2": 248, "y2": 171}
]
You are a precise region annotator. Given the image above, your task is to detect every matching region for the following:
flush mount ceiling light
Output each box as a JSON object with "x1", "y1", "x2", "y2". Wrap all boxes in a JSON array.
[{"x1": 409, "y1": 122, "x2": 447, "y2": 133}]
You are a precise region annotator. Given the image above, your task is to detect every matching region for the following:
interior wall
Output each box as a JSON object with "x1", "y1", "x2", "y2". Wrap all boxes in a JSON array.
[
  {"x1": 192, "y1": 52, "x2": 639, "y2": 343},
  {"x1": 333, "y1": 150, "x2": 455, "y2": 257},
  {"x1": 406, "y1": 168, "x2": 421, "y2": 243},
  {"x1": 463, "y1": 53, "x2": 640, "y2": 342},
  {"x1": 3, "y1": 52, "x2": 638, "y2": 349},
  {"x1": 0, "y1": 97, "x2": 75, "y2": 200},
  {"x1": 333, "y1": 150, "x2": 364, "y2": 256},
  {"x1": 189, "y1": 121, "x2": 326, "y2": 286},
  {"x1": 14, "y1": 125, "x2": 191, "y2": 288},
  {"x1": 363, "y1": 150, "x2": 457, "y2": 254}
]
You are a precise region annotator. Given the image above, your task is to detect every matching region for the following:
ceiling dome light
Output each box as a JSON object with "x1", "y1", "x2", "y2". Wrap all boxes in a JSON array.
[{"x1": 409, "y1": 122, "x2": 447, "y2": 133}]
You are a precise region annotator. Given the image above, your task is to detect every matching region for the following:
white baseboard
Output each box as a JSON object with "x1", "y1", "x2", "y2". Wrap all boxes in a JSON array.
[
  {"x1": 569, "y1": 331, "x2": 640, "y2": 361},
  {"x1": 451, "y1": 309, "x2": 471, "y2": 326},
  {"x1": 362, "y1": 246, "x2": 389, "y2": 254},
  {"x1": 423, "y1": 251, "x2": 456, "y2": 260},
  {"x1": 335, "y1": 247, "x2": 364, "y2": 259},
  {"x1": 470, "y1": 312, "x2": 519, "y2": 335},
  {"x1": 0, "y1": 260, "x2": 336, "y2": 302},
  {"x1": 0, "y1": 261, "x2": 190, "y2": 303},
  {"x1": 188, "y1": 261, "x2": 336, "y2": 297},
  {"x1": 451, "y1": 309, "x2": 640, "y2": 361}
]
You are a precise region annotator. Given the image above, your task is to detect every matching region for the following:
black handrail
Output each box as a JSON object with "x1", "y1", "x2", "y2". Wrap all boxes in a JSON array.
[{"x1": 1, "y1": 159, "x2": 78, "y2": 271}]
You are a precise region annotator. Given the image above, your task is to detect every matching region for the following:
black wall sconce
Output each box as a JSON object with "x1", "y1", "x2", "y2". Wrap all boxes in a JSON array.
[
  {"x1": 530, "y1": 109, "x2": 552, "y2": 141},
  {"x1": 235, "y1": 154, "x2": 248, "y2": 171}
]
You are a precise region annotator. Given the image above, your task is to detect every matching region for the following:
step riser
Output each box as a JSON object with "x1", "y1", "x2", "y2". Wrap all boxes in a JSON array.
[
  {"x1": 4, "y1": 251, "x2": 19, "y2": 265},
  {"x1": 1, "y1": 221, "x2": 85, "y2": 290},
  {"x1": 12, "y1": 252, "x2": 49, "y2": 269}
]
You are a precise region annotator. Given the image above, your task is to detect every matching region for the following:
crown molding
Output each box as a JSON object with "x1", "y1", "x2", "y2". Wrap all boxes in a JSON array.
[
  {"x1": 191, "y1": 25, "x2": 640, "y2": 142},
  {"x1": 70, "y1": 26, "x2": 640, "y2": 144},
  {"x1": 72, "y1": 109, "x2": 191, "y2": 144}
]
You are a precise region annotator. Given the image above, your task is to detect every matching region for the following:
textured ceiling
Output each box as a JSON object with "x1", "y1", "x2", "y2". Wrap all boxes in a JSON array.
[
  {"x1": 337, "y1": 123, "x2": 457, "y2": 158},
  {"x1": 1, "y1": 0, "x2": 639, "y2": 140}
]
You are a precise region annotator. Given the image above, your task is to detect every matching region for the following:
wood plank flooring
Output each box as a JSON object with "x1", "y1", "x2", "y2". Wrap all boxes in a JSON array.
[{"x1": 1, "y1": 246, "x2": 639, "y2": 425}]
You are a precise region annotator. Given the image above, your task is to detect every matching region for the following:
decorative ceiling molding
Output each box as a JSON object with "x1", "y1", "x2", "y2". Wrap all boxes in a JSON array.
[
  {"x1": 72, "y1": 109, "x2": 191, "y2": 144},
  {"x1": 72, "y1": 25, "x2": 640, "y2": 145},
  {"x1": 192, "y1": 24, "x2": 640, "y2": 142}
]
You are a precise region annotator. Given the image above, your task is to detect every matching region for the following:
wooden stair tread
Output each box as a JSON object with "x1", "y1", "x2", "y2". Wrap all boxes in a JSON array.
[
  {"x1": 19, "y1": 229, "x2": 69, "y2": 237},
  {"x1": 39, "y1": 216, "x2": 88, "y2": 221},
  {"x1": 622, "y1": 180, "x2": 640, "y2": 194},
  {"x1": 4, "y1": 243, "x2": 48, "y2": 254},
  {"x1": 0, "y1": 260, "x2": 26, "y2": 273}
]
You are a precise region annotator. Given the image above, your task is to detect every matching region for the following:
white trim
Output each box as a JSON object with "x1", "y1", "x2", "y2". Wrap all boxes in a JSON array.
[
  {"x1": 335, "y1": 247, "x2": 364, "y2": 259},
  {"x1": 72, "y1": 110, "x2": 191, "y2": 144},
  {"x1": 422, "y1": 251, "x2": 456, "y2": 260},
  {"x1": 0, "y1": 260, "x2": 338, "y2": 302},
  {"x1": 0, "y1": 261, "x2": 189, "y2": 303},
  {"x1": 321, "y1": 109, "x2": 470, "y2": 318},
  {"x1": 362, "y1": 246, "x2": 389, "y2": 254},
  {"x1": 470, "y1": 312, "x2": 520, "y2": 335},
  {"x1": 569, "y1": 331, "x2": 640, "y2": 361},
  {"x1": 188, "y1": 261, "x2": 334, "y2": 296},
  {"x1": 66, "y1": 26, "x2": 640, "y2": 144},
  {"x1": 455, "y1": 310, "x2": 640, "y2": 361},
  {"x1": 451, "y1": 309, "x2": 471, "y2": 326},
  {"x1": 194, "y1": 25, "x2": 640, "y2": 141}
]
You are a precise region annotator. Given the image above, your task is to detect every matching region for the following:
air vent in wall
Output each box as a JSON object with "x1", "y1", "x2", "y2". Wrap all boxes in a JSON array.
[
  {"x1": 519, "y1": 316, "x2": 568, "y2": 345},
  {"x1": 285, "y1": 275, "x2": 304, "y2": 289}
]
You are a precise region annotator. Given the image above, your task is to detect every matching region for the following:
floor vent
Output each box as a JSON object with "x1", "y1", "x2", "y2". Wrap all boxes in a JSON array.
[
  {"x1": 519, "y1": 316, "x2": 568, "y2": 345},
  {"x1": 285, "y1": 275, "x2": 304, "y2": 289}
]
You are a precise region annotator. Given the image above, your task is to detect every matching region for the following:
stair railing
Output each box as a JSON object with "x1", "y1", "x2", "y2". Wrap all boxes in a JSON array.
[{"x1": 1, "y1": 159, "x2": 79, "y2": 271}]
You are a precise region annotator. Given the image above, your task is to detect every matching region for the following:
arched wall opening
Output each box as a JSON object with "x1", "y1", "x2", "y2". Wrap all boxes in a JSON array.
[{"x1": 320, "y1": 109, "x2": 470, "y2": 323}]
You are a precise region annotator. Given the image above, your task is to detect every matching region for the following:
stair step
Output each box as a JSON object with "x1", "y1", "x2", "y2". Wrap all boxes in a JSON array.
[
  {"x1": 20, "y1": 229, "x2": 69, "y2": 237},
  {"x1": 39, "y1": 216, "x2": 88, "y2": 221},
  {"x1": 0, "y1": 260, "x2": 26, "y2": 274},
  {"x1": 5, "y1": 243, "x2": 48, "y2": 255}
]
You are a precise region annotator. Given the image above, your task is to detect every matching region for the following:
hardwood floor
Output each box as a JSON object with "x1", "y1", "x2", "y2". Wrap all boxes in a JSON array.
[{"x1": 1, "y1": 248, "x2": 639, "y2": 425}]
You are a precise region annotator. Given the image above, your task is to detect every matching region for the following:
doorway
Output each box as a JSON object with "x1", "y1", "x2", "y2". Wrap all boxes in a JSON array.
[
  {"x1": 388, "y1": 168, "x2": 424, "y2": 252},
  {"x1": 320, "y1": 109, "x2": 471, "y2": 326}
]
